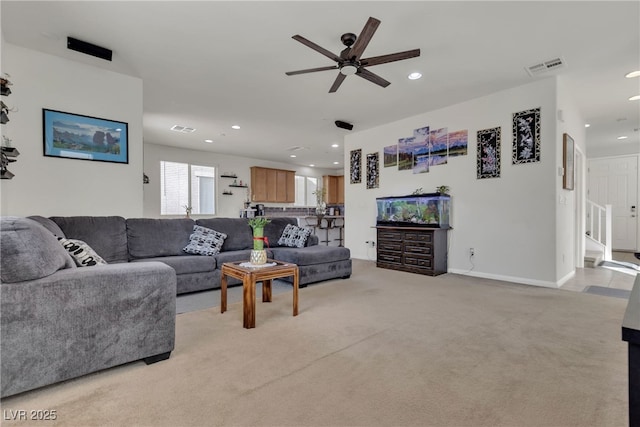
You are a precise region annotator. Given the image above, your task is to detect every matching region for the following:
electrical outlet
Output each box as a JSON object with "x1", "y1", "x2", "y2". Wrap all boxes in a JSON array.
[
  {"x1": 365, "y1": 241, "x2": 376, "y2": 248},
  {"x1": 469, "y1": 248, "x2": 475, "y2": 257}
]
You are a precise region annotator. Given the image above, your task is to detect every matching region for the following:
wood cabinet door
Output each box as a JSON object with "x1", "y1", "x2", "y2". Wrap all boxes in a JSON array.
[
  {"x1": 251, "y1": 167, "x2": 268, "y2": 202},
  {"x1": 285, "y1": 171, "x2": 295, "y2": 203},
  {"x1": 336, "y1": 175, "x2": 344, "y2": 204}
]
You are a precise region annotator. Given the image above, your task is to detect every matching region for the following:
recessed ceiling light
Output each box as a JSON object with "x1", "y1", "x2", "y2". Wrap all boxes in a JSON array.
[
  {"x1": 331, "y1": 143, "x2": 339, "y2": 148},
  {"x1": 408, "y1": 72, "x2": 422, "y2": 80},
  {"x1": 290, "y1": 154, "x2": 296, "y2": 158},
  {"x1": 617, "y1": 136, "x2": 628, "y2": 140},
  {"x1": 333, "y1": 161, "x2": 339, "y2": 165},
  {"x1": 231, "y1": 125, "x2": 240, "y2": 130},
  {"x1": 204, "y1": 139, "x2": 213, "y2": 143},
  {"x1": 629, "y1": 95, "x2": 640, "y2": 101},
  {"x1": 625, "y1": 71, "x2": 640, "y2": 78},
  {"x1": 309, "y1": 164, "x2": 315, "y2": 167},
  {"x1": 584, "y1": 124, "x2": 591, "y2": 128}
]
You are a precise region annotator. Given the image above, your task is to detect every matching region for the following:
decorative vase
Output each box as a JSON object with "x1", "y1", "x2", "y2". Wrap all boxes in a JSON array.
[{"x1": 250, "y1": 249, "x2": 267, "y2": 265}]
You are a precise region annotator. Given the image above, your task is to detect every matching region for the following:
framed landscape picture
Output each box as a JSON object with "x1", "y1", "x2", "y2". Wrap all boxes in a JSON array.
[{"x1": 43, "y1": 109, "x2": 129, "y2": 164}]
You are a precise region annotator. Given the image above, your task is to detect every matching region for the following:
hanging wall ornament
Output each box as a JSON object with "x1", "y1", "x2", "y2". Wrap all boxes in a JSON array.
[
  {"x1": 350, "y1": 149, "x2": 362, "y2": 184},
  {"x1": 366, "y1": 152, "x2": 379, "y2": 189},
  {"x1": 477, "y1": 127, "x2": 501, "y2": 179},
  {"x1": 512, "y1": 107, "x2": 541, "y2": 164}
]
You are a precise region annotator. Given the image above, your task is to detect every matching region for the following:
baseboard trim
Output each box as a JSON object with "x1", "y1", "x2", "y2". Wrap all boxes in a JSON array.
[{"x1": 448, "y1": 268, "x2": 560, "y2": 288}]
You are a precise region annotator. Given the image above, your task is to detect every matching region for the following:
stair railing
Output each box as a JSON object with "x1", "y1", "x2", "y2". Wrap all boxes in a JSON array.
[{"x1": 586, "y1": 199, "x2": 612, "y2": 261}]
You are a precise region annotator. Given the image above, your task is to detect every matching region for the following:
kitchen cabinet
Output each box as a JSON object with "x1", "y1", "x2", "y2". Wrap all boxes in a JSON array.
[
  {"x1": 323, "y1": 175, "x2": 344, "y2": 204},
  {"x1": 250, "y1": 166, "x2": 295, "y2": 203}
]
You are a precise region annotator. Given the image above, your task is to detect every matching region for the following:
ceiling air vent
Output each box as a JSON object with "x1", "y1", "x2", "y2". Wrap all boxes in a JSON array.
[
  {"x1": 525, "y1": 57, "x2": 566, "y2": 77},
  {"x1": 286, "y1": 146, "x2": 309, "y2": 152},
  {"x1": 170, "y1": 125, "x2": 196, "y2": 133}
]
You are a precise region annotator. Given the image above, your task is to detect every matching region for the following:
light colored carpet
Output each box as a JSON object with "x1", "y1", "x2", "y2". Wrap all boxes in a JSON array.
[{"x1": 0, "y1": 260, "x2": 629, "y2": 426}]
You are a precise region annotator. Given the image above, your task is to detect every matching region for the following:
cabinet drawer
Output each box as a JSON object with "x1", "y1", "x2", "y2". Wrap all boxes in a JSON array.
[
  {"x1": 378, "y1": 230, "x2": 403, "y2": 240},
  {"x1": 403, "y1": 244, "x2": 433, "y2": 256},
  {"x1": 378, "y1": 241, "x2": 402, "y2": 252},
  {"x1": 377, "y1": 251, "x2": 402, "y2": 264},
  {"x1": 404, "y1": 255, "x2": 433, "y2": 269},
  {"x1": 404, "y1": 231, "x2": 433, "y2": 243}
]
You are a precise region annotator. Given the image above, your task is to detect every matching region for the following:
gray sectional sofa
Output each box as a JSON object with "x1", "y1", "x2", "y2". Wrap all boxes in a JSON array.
[{"x1": 0, "y1": 215, "x2": 351, "y2": 397}]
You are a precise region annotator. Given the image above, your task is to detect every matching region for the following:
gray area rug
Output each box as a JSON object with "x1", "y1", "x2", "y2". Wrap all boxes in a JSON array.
[
  {"x1": 176, "y1": 280, "x2": 293, "y2": 314},
  {"x1": 583, "y1": 285, "x2": 631, "y2": 299}
]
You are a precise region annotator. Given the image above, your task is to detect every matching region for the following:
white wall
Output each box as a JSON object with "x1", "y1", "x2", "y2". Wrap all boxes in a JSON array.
[
  {"x1": 344, "y1": 78, "x2": 569, "y2": 286},
  {"x1": 0, "y1": 43, "x2": 144, "y2": 217},
  {"x1": 144, "y1": 143, "x2": 338, "y2": 218},
  {"x1": 556, "y1": 77, "x2": 587, "y2": 281}
]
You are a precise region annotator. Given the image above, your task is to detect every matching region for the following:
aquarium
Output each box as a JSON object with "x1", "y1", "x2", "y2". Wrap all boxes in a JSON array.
[{"x1": 376, "y1": 193, "x2": 450, "y2": 228}]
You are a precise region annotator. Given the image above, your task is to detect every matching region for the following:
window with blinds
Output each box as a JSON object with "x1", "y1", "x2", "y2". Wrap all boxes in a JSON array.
[
  {"x1": 160, "y1": 161, "x2": 216, "y2": 215},
  {"x1": 294, "y1": 175, "x2": 318, "y2": 206}
]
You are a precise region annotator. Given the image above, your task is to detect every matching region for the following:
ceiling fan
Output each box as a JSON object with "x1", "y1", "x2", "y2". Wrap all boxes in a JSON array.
[{"x1": 285, "y1": 17, "x2": 420, "y2": 93}]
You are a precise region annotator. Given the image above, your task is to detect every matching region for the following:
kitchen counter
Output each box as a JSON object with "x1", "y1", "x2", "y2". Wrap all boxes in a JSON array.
[{"x1": 297, "y1": 216, "x2": 344, "y2": 246}]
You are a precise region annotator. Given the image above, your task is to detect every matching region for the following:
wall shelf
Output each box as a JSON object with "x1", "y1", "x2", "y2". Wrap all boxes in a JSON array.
[
  {"x1": 220, "y1": 174, "x2": 237, "y2": 179},
  {"x1": 229, "y1": 184, "x2": 248, "y2": 188}
]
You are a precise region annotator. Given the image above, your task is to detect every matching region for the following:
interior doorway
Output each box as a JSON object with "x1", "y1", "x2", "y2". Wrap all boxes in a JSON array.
[{"x1": 588, "y1": 155, "x2": 639, "y2": 251}]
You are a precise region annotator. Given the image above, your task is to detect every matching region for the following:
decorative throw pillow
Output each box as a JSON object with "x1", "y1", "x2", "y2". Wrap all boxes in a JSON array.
[
  {"x1": 57, "y1": 237, "x2": 107, "y2": 267},
  {"x1": 183, "y1": 225, "x2": 227, "y2": 256},
  {"x1": 278, "y1": 224, "x2": 312, "y2": 248}
]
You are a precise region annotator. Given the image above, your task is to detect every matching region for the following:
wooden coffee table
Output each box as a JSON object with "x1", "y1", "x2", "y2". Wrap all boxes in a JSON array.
[{"x1": 220, "y1": 260, "x2": 299, "y2": 328}]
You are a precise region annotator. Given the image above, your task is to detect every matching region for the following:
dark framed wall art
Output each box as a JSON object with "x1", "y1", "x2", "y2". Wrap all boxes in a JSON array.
[
  {"x1": 477, "y1": 127, "x2": 501, "y2": 179},
  {"x1": 512, "y1": 107, "x2": 540, "y2": 164},
  {"x1": 562, "y1": 133, "x2": 575, "y2": 190},
  {"x1": 43, "y1": 109, "x2": 129, "y2": 164},
  {"x1": 366, "y1": 152, "x2": 379, "y2": 189},
  {"x1": 350, "y1": 148, "x2": 362, "y2": 184}
]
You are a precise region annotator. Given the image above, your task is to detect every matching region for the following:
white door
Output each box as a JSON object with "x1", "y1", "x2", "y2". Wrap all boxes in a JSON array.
[{"x1": 588, "y1": 156, "x2": 638, "y2": 251}]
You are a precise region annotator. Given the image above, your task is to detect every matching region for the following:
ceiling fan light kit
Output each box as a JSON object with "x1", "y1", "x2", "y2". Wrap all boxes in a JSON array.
[{"x1": 286, "y1": 17, "x2": 420, "y2": 93}]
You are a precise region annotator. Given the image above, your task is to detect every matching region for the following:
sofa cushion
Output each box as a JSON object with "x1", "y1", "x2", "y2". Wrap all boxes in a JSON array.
[
  {"x1": 127, "y1": 218, "x2": 194, "y2": 259},
  {"x1": 277, "y1": 224, "x2": 312, "y2": 248},
  {"x1": 27, "y1": 215, "x2": 65, "y2": 237},
  {"x1": 262, "y1": 217, "x2": 298, "y2": 247},
  {"x1": 50, "y1": 216, "x2": 128, "y2": 263},
  {"x1": 214, "y1": 249, "x2": 258, "y2": 266},
  {"x1": 57, "y1": 237, "x2": 108, "y2": 267},
  {"x1": 270, "y1": 246, "x2": 351, "y2": 266},
  {"x1": 196, "y1": 218, "x2": 253, "y2": 251},
  {"x1": 131, "y1": 255, "x2": 215, "y2": 275},
  {"x1": 1, "y1": 217, "x2": 75, "y2": 283},
  {"x1": 183, "y1": 225, "x2": 227, "y2": 256}
]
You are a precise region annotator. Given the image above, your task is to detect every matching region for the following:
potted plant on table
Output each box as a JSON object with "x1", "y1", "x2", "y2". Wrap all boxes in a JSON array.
[{"x1": 248, "y1": 217, "x2": 271, "y2": 264}]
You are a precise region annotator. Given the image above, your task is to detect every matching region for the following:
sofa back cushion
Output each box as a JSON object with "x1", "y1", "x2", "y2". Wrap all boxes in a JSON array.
[
  {"x1": 127, "y1": 218, "x2": 194, "y2": 259},
  {"x1": 1, "y1": 217, "x2": 76, "y2": 283},
  {"x1": 263, "y1": 217, "x2": 298, "y2": 247},
  {"x1": 195, "y1": 218, "x2": 253, "y2": 251},
  {"x1": 27, "y1": 215, "x2": 66, "y2": 237},
  {"x1": 50, "y1": 216, "x2": 129, "y2": 263}
]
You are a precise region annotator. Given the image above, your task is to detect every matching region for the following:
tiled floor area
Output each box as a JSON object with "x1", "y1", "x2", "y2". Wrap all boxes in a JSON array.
[{"x1": 560, "y1": 251, "x2": 638, "y2": 293}]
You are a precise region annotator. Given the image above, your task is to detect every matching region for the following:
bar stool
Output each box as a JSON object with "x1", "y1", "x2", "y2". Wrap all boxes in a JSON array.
[
  {"x1": 304, "y1": 216, "x2": 319, "y2": 235},
  {"x1": 331, "y1": 217, "x2": 344, "y2": 247},
  {"x1": 318, "y1": 216, "x2": 331, "y2": 246}
]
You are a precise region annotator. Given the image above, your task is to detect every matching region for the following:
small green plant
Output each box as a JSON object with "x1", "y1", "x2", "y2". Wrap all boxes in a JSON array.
[
  {"x1": 248, "y1": 217, "x2": 271, "y2": 230},
  {"x1": 248, "y1": 217, "x2": 271, "y2": 250},
  {"x1": 436, "y1": 185, "x2": 450, "y2": 194}
]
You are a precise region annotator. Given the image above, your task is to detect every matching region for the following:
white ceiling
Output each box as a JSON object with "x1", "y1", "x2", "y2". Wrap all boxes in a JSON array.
[{"x1": 2, "y1": 1, "x2": 639, "y2": 169}]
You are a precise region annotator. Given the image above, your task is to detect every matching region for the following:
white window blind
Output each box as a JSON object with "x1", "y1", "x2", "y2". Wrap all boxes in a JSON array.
[{"x1": 161, "y1": 161, "x2": 216, "y2": 215}]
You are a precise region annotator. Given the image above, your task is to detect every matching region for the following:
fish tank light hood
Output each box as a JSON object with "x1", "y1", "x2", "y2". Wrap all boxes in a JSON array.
[{"x1": 376, "y1": 193, "x2": 450, "y2": 228}]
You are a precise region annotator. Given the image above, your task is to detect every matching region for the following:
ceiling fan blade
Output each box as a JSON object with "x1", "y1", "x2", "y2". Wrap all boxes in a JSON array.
[
  {"x1": 286, "y1": 65, "x2": 339, "y2": 76},
  {"x1": 349, "y1": 17, "x2": 381, "y2": 60},
  {"x1": 361, "y1": 49, "x2": 421, "y2": 67},
  {"x1": 292, "y1": 35, "x2": 341, "y2": 62},
  {"x1": 329, "y1": 73, "x2": 347, "y2": 93},
  {"x1": 355, "y1": 68, "x2": 391, "y2": 88}
]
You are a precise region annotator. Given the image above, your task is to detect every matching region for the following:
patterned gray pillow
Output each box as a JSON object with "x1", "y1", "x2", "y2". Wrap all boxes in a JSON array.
[
  {"x1": 277, "y1": 224, "x2": 312, "y2": 248},
  {"x1": 57, "y1": 237, "x2": 107, "y2": 267},
  {"x1": 183, "y1": 225, "x2": 227, "y2": 256}
]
